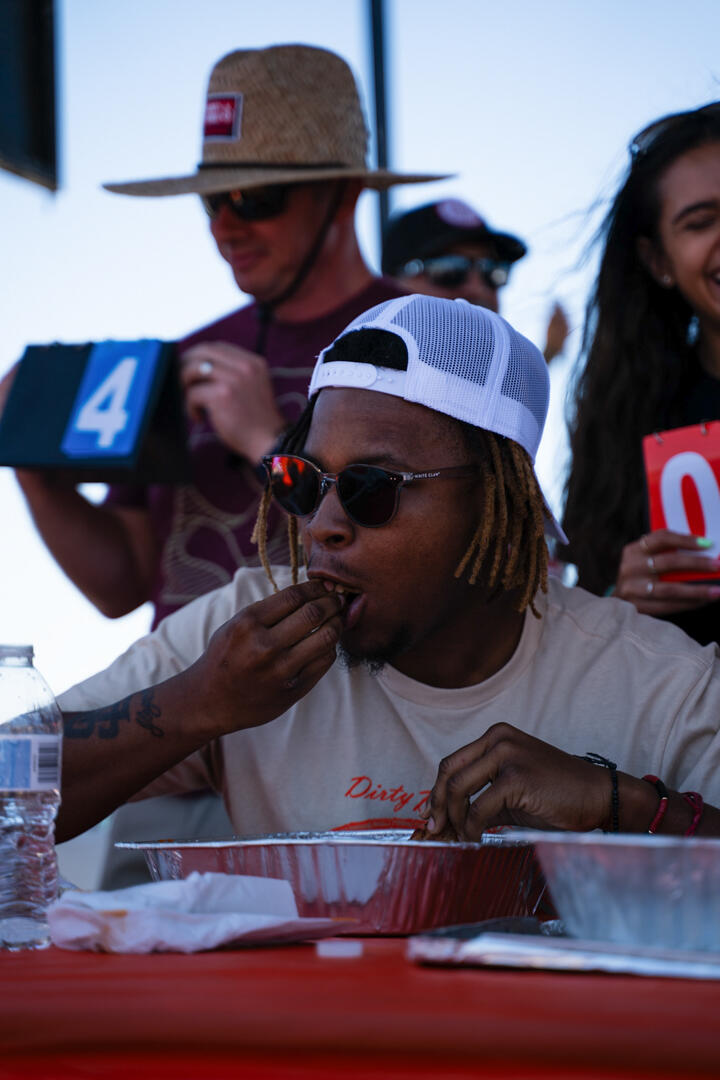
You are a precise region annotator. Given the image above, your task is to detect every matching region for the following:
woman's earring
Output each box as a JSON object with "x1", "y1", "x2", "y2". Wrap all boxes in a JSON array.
[{"x1": 662, "y1": 274, "x2": 673, "y2": 287}]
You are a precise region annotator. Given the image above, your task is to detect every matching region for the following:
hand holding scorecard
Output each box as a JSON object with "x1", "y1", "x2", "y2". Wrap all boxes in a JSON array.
[
  {"x1": 643, "y1": 422, "x2": 720, "y2": 581},
  {"x1": 0, "y1": 340, "x2": 189, "y2": 483}
]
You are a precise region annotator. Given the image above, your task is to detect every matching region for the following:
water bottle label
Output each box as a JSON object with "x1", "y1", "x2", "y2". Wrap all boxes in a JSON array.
[{"x1": 0, "y1": 736, "x2": 61, "y2": 791}]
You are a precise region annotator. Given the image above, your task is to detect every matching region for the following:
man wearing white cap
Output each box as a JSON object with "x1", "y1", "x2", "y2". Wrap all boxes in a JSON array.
[
  {"x1": 15, "y1": 44, "x2": 444, "y2": 630},
  {"x1": 57, "y1": 297, "x2": 720, "y2": 842}
]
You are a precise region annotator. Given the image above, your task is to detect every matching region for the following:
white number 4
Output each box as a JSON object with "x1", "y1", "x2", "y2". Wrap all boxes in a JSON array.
[{"x1": 74, "y1": 357, "x2": 138, "y2": 449}]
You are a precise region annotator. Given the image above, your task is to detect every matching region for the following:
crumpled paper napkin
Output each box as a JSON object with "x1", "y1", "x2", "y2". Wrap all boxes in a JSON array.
[{"x1": 48, "y1": 871, "x2": 349, "y2": 953}]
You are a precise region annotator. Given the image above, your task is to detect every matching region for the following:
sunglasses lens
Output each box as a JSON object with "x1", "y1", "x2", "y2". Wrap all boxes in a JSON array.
[
  {"x1": 236, "y1": 185, "x2": 289, "y2": 220},
  {"x1": 482, "y1": 262, "x2": 510, "y2": 287},
  {"x1": 201, "y1": 185, "x2": 290, "y2": 222},
  {"x1": 200, "y1": 193, "x2": 223, "y2": 218},
  {"x1": 267, "y1": 456, "x2": 319, "y2": 516},
  {"x1": 424, "y1": 256, "x2": 469, "y2": 289},
  {"x1": 431, "y1": 269, "x2": 467, "y2": 288},
  {"x1": 337, "y1": 465, "x2": 399, "y2": 527},
  {"x1": 266, "y1": 457, "x2": 401, "y2": 527}
]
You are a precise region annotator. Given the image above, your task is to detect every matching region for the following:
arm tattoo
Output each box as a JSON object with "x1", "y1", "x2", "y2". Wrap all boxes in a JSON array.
[
  {"x1": 135, "y1": 688, "x2": 163, "y2": 737},
  {"x1": 63, "y1": 689, "x2": 164, "y2": 740}
]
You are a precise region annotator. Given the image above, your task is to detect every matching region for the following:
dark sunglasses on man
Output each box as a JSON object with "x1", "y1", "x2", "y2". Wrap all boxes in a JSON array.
[
  {"x1": 200, "y1": 183, "x2": 293, "y2": 222},
  {"x1": 263, "y1": 454, "x2": 476, "y2": 529},
  {"x1": 399, "y1": 254, "x2": 512, "y2": 291}
]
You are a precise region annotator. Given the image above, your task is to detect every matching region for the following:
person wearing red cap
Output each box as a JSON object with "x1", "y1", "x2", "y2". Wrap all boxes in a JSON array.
[{"x1": 382, "y1": 198, "x2": 568, "y2": 363}]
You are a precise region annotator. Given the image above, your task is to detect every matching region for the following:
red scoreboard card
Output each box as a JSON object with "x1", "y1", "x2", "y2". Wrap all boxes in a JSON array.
[{"x1": 643, "y1": 421, "x2": 720, "y2": 581}]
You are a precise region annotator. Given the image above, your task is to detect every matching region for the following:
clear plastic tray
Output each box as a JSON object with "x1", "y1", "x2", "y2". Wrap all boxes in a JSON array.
[{"x1": 502, "y1": 830, "x2": 720, "y2": 953}]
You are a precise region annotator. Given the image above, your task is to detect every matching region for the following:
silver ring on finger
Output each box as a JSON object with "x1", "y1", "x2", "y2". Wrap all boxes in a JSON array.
[
  {"x1": 646, "y1": 579, "x2": 654, "y2": 596},
  {"x1": 647, "y1": 556, "x2": 656, "y2": 572},
  {"x1": 198, "y1": 359, "x2": 214, "y2": 377}
]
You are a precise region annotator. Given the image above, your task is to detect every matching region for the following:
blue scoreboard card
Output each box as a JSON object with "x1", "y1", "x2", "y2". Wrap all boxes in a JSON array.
[
  {"x1": 61, "y1": 340, "x2": 163, "y2": 458},
  {"x1": 0, "y1": 338, "x2": 189, "y2": 482}
]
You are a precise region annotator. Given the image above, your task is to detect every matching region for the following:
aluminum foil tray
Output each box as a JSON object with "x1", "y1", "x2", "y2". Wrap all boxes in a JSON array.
[
  {"x1": 504, "y1": 830, "x2": 720, "y2": 953},
  {"x1": 408, "y1": 929, "x2": 720, "y2": 980},
  {"x1": 119, "y1": 829, "x2": 547, "y2": 936}
]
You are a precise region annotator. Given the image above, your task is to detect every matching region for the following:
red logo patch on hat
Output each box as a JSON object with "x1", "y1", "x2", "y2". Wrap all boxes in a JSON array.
[{"x1": 204, "y1": 93, "x2": 243, "y2": 141}]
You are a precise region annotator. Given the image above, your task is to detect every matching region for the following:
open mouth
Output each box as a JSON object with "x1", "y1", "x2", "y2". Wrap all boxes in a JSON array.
[{"x1": 320, "y1": 580, "x2": 365, "y2": 630}]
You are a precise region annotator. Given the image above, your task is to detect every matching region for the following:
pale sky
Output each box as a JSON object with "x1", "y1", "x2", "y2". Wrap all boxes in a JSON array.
[{"x1": 2, "y1": 0, "x2": 720, "y2": 696}]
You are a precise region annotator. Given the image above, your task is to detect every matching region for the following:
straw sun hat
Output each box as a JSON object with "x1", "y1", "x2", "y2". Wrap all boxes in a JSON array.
[{"x1": 104, "y1": 44, "x2": 449, "y2": 198}]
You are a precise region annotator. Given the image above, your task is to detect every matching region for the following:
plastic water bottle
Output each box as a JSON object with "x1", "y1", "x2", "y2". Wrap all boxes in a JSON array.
[{"x1": 0, "y1": 645, "x2": 62, "y2": 950}]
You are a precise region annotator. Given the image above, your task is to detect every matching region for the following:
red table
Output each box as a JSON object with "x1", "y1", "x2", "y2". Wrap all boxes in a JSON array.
[{"x1": 1, "y1": 938, "x2": 719, "y2": 1079}]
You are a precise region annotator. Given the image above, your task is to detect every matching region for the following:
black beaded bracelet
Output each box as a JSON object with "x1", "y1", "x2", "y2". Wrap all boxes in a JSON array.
[{"x1": 584, "y1": 752, "x2": 620, "y2": 832}]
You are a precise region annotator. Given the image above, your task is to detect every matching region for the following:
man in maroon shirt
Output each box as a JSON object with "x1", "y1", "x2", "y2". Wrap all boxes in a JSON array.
[{"x1": 16, "y1": 44, "x2": 444, "y2": 629}]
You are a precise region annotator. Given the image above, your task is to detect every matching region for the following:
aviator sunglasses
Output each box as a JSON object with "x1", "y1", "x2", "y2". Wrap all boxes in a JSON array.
[
  {"x1": 200, "y1": 183, "x2": 293, "y2": 222},
  {"x1": 400, "y1": 254, "x2": 512, "y2": 290},
  {"x1": 263, "y1": 454, "x2": 477, "y2": 528},
  {"x1": 629, "y1": 102, "x2": 720, "y2": 160}
]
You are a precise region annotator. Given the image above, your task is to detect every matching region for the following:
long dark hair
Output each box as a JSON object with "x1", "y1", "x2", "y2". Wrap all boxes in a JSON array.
[{"x1": 562, "y1": 104, "x2": 720, "y2": 593}]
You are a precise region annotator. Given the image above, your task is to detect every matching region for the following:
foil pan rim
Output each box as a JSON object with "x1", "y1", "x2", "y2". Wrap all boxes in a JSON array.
[
  {"x1": 116, "y1": 828, "x2": 533, "y2": 852},
  {"x1": 504, "y1": 828, "x2": 720, "y2": 850}
]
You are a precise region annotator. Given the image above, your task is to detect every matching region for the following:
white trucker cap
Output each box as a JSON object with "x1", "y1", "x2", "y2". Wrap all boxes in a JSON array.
[{"x1": 308, "y1": 293, "x2": 567, "y2": 544}]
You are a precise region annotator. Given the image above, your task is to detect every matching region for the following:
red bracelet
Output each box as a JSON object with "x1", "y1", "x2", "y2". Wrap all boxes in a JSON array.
[
  {"x1": 643, "y1": 774, "x2": 669, "y2": 834},
  {"x1": 682, "y1": 791, "x2": 704, "y2": 836}
]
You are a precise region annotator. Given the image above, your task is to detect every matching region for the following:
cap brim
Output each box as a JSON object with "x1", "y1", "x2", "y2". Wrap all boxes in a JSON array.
[
  {"x1": 419, "y1": 226, "x2": 526, "y2": 265},
  {"x1": 489, "y1": 230, "x2": 528, "y2": 263},
  {"x1": 103, "y1": 167, "x2": 454, "y2": 197}
]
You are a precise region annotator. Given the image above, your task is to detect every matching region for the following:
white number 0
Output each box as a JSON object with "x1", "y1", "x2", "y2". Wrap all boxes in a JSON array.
[
  {"x1": 74, "y1": 357, "x2": 138, "y2": 449},
  {"x1": 660, "y1": 449, "x2": 720, "y2": 559}
]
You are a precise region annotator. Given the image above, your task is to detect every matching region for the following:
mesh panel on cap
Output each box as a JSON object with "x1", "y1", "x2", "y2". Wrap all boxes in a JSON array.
[
  {"x1": 503, "y1": 331, "x2": 547, "y2": 437},
  {"x1": 324, "y1": 295, "x2": 548, "y2": 462},
  {"x1": 335, "y1": 298, "x2": 400, "y2": 334}
]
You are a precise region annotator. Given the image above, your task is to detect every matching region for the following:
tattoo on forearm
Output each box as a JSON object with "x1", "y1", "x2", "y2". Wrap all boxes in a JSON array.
[
  {"x1": 63, "y1": 689, "x2": 164, "y2": 740},
  {"x1": 136, "y1": 688, "x2": 163, "y2": 737}
]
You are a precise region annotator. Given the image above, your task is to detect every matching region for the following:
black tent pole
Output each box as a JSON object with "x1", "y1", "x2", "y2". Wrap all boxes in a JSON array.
[{"x1": 368, "y1": 0, "x2": 390, "y2": 256}]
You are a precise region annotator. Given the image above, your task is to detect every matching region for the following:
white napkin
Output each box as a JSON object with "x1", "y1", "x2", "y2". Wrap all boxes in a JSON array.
[{"x1": 48, "y1": 871, "x2": 349, "y2": 953}]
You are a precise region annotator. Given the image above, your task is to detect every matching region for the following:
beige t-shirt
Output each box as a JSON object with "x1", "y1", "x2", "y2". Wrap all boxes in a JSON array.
[{"x1": 59, "y1": 567, "x2": 720, "y2": 835}]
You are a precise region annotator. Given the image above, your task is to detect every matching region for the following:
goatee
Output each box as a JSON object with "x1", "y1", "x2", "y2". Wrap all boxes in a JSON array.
[{"x1": 336, "y1": 645, "x2": 386, "y2": 677}]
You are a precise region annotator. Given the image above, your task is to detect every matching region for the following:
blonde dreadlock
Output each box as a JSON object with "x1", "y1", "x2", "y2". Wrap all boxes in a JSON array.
[
  {"x1": 454, "y1": 428, "x2": 549, "y2": 616},
  {"x1": 251, "y1": 401, "x2": 316, "y2": 590}
]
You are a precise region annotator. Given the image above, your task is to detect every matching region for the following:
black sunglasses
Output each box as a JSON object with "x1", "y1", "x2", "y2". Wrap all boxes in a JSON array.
[
  {"x1": 400, "y1": 254, "x2": 511, "y2": 290},
  {"x1": 263, "y1": 454, "x2": 476, "y2": 529},
  {"x1": 200, "y1": 184, "x2": 292, "y2": 222},
  {"x1": 629, "y1": 102, "x2": 720, "y2": 160}
]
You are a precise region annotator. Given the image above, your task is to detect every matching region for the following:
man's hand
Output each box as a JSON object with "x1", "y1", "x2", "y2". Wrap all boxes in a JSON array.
[
  {"x1": 423, "y1": 724, "x2": 611, "y2": 840},
  {"x1": 58, "y1": 579, "x2": 344, "y2": 841},
  {"x1": 615, "y1": 529, "x2": 720, "y2": 615},
  {"x1": 180, "y1": 341, "x2": 287, "y2": 463},
  {"x1": 180, "y1": 579, "x2": 344, "y2": 738}
]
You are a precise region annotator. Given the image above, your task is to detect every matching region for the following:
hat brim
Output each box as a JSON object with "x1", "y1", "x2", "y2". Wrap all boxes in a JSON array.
[
  {"x1": 103, "y1": 167, "x2": 453, "y2": 198},
  {"x1": 420, "y1": 225, "x2": 527, "y2": 265}
]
